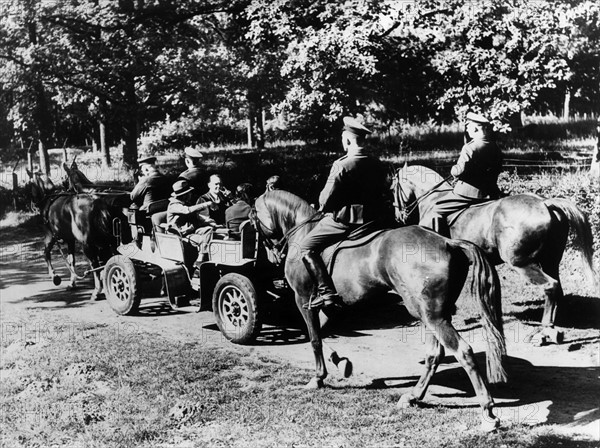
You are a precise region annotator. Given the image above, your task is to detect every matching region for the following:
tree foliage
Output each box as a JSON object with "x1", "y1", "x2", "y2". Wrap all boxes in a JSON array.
[{"x1": 0, "y1": 0, "x2": 598, "y2": 165}]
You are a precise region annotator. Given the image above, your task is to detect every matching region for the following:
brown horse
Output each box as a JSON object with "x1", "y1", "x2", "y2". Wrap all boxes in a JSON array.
[
  {"x1": 27, "y1": 170, "x2": 116, "y2": 300},
  {"x1": 253, "y1": 190, "x2": 507, "y2": 430},
  {"x1": 394, "y1": 164, "x2": 597, "y2": 344}
]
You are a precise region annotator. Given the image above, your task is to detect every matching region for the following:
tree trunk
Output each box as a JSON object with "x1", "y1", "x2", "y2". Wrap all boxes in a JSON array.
[
  {"x1": 122, "y1": 76, "x2": 138, "y2": 171},
  {"x1": 38, "y1": 139, "x2": 50, "y2": 175},
  {"x1": 247, "y1": 114, "x2": 255, "y2": 149},
  {"x1": 28, "y1": 21, "x2": 51, "y2": 174},
  {"x1": 562, "y1": 90, "x2": 571, "y2": 120},
  {"x1": 256, "y1": 107, "x2": 265, "y2": 150},
  {"x1": 100, "y1": 120, "x2": 110, "y2": 167}
]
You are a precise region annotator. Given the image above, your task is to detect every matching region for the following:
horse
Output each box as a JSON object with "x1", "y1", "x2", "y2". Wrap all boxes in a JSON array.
[
  {"x1": 27, "y1": 169, "x2": 117, "y2": 300},
  {"x1": 252, "y1": 190, "x2": 507, "y2": 430},
  {"x1": 393, "y1": 164, "x2": 597, "y2": 345}
]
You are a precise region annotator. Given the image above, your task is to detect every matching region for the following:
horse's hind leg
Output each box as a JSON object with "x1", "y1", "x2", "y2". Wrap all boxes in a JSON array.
[
  {"x1": 398, "y1": 333, "x2": 444, "y2": 408},
  {"x1": 83, "y1": 245, "x2": 102, "y2": 301},
  {"x1": 44, "y1": 233, "x2": 62, "y2": 286},
  {"x1": 66, "y1": 241, "x2": 78, "y2": 290},
  {"x1": 430, "y1": 319, "x2": 499, "y2": 431},
  {"x1": 512, "y1": 263, "x2": 564, "y2": 345}
]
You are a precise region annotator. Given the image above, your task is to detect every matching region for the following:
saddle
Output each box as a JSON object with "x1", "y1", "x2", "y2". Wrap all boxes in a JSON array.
[{"x1": 322, "y1": 223, "x2": 388, "y2": 274}]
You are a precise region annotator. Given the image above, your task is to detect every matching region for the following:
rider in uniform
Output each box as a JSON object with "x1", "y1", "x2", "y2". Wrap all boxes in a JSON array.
[
  {"x1": 298, "y1": 116, "x2": 392, "y2": 310},
  {"x1": 130, "y1": 156, "x2": 170, "y2": 212},
  {"x1": 428, "y1": 112, "x2": 503, "y2": 236}
]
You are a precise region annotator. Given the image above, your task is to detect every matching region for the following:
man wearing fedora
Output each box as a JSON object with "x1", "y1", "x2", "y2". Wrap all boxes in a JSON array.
[
  {"x1": 298, "y1": 116, "x2": 392, "y2": 311},
  {"x1": 130, "y1": 156, "x2": 170, "y2": 212},
  {"x1": 167, "y1": 179, "x2": 216, "y2": 256},
  {"x1": 427, "y1": 111, "x2": 504, "y2": 236},
  {"x1": 179, "y1": 147, "x2": 205, "y2": 201}
]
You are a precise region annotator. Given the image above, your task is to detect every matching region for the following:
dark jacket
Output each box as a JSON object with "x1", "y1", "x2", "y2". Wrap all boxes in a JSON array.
[
  {"x1": 199, "y1": 191, "x2": 231, "y2": 224},
  {"x1": 319, "y1": 150, "x2": 391, "y2": 225},
  {"x1": 179, "y1": 168, "x2": 204, "y2": 190},
  {"x1": 225, "y1": 200, "x2": 252, "y2": 234},
  {"x1": 451, "y1": 138, "x2": 503, "y2": 199},
  {"x1": 130, "y1": 171, "x2": 170, "y2": 211}
]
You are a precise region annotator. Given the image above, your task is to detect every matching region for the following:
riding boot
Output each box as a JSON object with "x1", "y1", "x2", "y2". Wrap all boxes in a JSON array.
[
  {"x1": 301, "y1": 252, "x2": 344, "y2": 310},
  {"x1": 431, "y1": 217, "x2": 450, "y2": 238}
]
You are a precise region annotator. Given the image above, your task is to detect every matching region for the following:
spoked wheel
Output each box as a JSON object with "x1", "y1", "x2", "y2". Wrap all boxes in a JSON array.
[
  {"x1": 212, "y1": 273, "x2": 261, "y2": 344},
  {"x1": 103, "y1": 255, "x2": 140, "y2": 315}
]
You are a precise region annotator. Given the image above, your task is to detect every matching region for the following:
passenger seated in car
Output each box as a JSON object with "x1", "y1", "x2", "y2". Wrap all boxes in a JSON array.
[
  {"x1": 225, "y1": 183, "x2": 254, "y2": 235},
  {"x1": 167, "y1": 180, "x2": 217, "y2": 256}
]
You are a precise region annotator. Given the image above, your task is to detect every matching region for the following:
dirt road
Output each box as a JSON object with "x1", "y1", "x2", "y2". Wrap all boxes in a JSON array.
[{"x1": 1, "y1": 229, "x2": 598, "y2": 439}]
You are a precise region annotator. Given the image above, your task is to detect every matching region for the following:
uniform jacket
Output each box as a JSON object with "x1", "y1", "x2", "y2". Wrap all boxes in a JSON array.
[
  {"x1": 319, "y1": 150, "x2": 391, "y2": 225},
  {"x1": 178, "y1": 168, "x2": 204, "y2": 191},
  {"x1": 451, "y1": 137, "x2": 502, "y2": 199},
  {"x1": 130, "y1": 171, "x2": 170, "y2": 211}
]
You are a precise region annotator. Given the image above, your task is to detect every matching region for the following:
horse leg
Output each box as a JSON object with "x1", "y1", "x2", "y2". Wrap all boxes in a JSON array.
[
  {"x1": 512, "y1": 263, "x2": 564, "y2": 345},
  {"x1": 83, "y1": 245, "x2": 102, "y2": 301},
  {"x1": 429, "y1": 319, "x2": 499, "y2": 432},
  {"x1": 398, "y1": 332, "x2": 444, "y2": 408},
  {"x1": 44, "y1": 234, "x2": 62, "y2": 286},
  {"x1": 66, "y1": 242, "x2": 78, "y2": 290},
  {"x1": 297, "y1": 295, "x2": 327, "y2": 389},
  {"x1": 318, "y1": 310, "x2": 353, "y2": 378}
]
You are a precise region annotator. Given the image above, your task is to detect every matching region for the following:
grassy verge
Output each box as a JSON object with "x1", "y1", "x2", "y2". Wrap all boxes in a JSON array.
[{"x1": 1, "y1": 319, "x2": 596, "y2": 448}]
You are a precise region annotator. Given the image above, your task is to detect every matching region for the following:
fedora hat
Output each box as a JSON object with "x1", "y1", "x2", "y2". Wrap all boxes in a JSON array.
[{"x1": 171, "y1": 179, "x2": 194, "y2": 198}]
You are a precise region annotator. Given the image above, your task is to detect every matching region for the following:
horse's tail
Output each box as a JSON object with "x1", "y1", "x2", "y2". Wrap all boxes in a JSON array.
[
  {"x1": 543, "y1": 198, "x2": 597, "y2": 286},
  {"x1": 448, "y1": 239, "x2": 507, "y2": 384}
]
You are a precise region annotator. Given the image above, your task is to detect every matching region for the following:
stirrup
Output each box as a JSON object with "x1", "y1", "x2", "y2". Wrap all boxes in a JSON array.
[{"x1": 303, "y1": 293, "x2": 343, "y2": 310}]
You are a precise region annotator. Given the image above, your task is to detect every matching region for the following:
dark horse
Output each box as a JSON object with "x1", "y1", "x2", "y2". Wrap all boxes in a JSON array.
[
  {"x1": 27, "y1": 170, "x2": 117, "y2": 300},
  {"x1": 394, "y1": 164, "x2": 597, "y2": 344},
  {"x1": 253, "y1": 190, "x2": 507, "y2": 430}
]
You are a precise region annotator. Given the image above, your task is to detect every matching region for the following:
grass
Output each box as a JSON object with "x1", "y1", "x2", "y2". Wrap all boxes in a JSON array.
[{"x1": 1, "y1": 318, "x2": 597, "y2": 448}]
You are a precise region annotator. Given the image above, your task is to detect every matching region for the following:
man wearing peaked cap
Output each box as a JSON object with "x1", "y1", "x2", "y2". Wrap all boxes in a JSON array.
[
  {"x1": 137, "y1": 156, "x2": 157, "y2": 166},
  {"x1": 130, "y1": 155, "x2": 170, "y2": 212},
  {"x1": 297, "y1": 116, "x2": 394, "y2": 311},
  {"x1": 179, "y1": 147, "x2": 205, "y2": 199},
  {"x1": 425, "y1": 111, "x2": 503, "y2": 237},
  {"x1": 343, "y1": 116, "x2": 372, "y2": 136}
]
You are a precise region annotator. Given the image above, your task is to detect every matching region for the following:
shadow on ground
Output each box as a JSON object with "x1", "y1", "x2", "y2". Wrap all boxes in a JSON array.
[{"x1": 354, "y1": 352, "x2": 598, "y2": 431}]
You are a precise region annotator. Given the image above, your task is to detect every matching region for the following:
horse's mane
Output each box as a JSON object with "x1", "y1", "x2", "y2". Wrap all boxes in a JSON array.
[
  {"x1": 261, "y1": 190, "x2": 317, "y2": 232},
  {"x1": 399, "y1": 164, "x2": 445, "y2": 190}
]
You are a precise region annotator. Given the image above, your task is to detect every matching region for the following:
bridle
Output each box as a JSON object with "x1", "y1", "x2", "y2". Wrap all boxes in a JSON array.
[
  {"x1": 249, "y1": 201, "x2": 322, "y2": 265},
  {"x1": 392, "y1": 170, "x2": 453, "y2": 224}
]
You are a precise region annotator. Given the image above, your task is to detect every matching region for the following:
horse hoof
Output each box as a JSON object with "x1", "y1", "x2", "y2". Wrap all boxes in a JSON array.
[
  {"x1": 543, "y1": 327, "x2": 563, "y2": 345},
  {"x1": 397, "y1": 394, "x2": 417, "y2": 409},
  {"x1": 52, "y1": 275, "x2": 62, "y2": 286},
  {"x1": 337, "y1": 357, "x2": 353, "y2": 378},
  {"x1": 531, "y1": 332, "x2": 549, "y2": 347},
  {"x1": 304, "y1": 377, "x2": 324, "y2": 390},
  {"x1": 480, "y1": 416, "x2": 500, "y2": 432}
]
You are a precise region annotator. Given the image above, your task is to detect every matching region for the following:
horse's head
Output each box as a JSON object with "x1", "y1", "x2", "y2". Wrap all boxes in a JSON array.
[
  {"x1": 392, "y1": 165, "x2": 418, "y2": 225},
  {"x1": 62, "y1": 158, "x2": 93, "y2": 193},
  {"x1": 26, "y1": 168, "x2": 57, "y2": 207},
  {"x1": 252, "y1": 190, "x2": 317, "y2": 264}
]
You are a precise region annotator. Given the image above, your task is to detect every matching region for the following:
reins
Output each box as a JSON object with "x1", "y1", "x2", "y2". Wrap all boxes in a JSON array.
[
  {"x1": 250, "y1": 205, "x2": 322, "y2": 265},
  {"x1": 394, "y1": 172, "x2": 453, "y2": 222}
]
